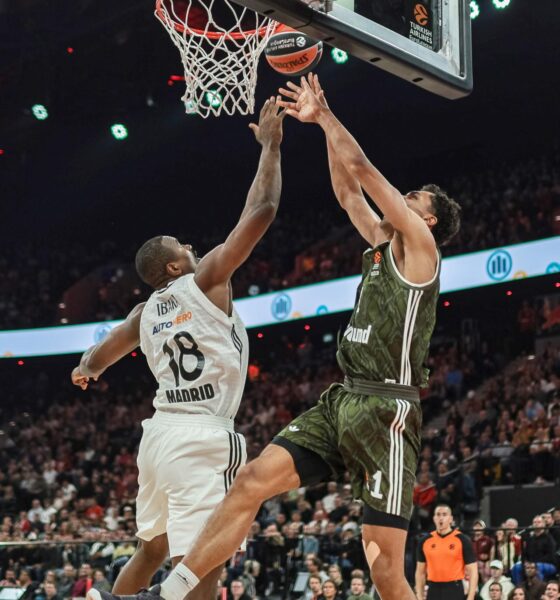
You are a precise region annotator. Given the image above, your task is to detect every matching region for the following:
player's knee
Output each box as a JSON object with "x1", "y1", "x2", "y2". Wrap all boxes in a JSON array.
[
  {"x1": 137, "y1": 537, "x2": 168, "y2": 564},
  {"x1": 231, "y1": 462, "x2": 270, "y2": 502},
  {"x1": 371, "y1": 554, "x2": 404, "y2": 593}
]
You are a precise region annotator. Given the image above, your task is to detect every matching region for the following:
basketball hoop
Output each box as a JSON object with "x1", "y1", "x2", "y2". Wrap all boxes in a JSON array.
[{"x1": 155, "y1": 0, "x2": 277, "y2": 117}]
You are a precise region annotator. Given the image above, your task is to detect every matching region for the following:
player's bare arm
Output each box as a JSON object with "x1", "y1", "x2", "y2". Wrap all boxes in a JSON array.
[
  {"x1": 194, "y1": 97, "x2": 285, "y2": 313},
  {"x1": 71, "y1": 302, "x2": 145, "y2": 388},
  {"x1": 279, "y1": 74, "x2": 438, "y2": 284},
  {"x1": 326, "y1": 137, "x2": 387, "y2": 247},
  {"x1": 280, "y1": 78, "x2": 384, "y2": 246}
]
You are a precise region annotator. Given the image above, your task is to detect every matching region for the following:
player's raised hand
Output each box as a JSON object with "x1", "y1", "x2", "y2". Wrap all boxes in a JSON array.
[
  {"x1": 249, "y1": 96, "x2": 286, "y2": 149},
  {"x1": 278, "y1": 73, "x2": 329, "y2": 123}
]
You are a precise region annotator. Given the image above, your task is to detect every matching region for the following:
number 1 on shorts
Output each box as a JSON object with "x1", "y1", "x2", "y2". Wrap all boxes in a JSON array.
[{"x1": 369, "y1": 469, "x2": 383, "y2": 499}]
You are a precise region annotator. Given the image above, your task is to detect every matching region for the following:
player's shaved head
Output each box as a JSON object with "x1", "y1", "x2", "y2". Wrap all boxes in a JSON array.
[{"x1": 135, "y1": 235, "x2": 179, "y2": 288}]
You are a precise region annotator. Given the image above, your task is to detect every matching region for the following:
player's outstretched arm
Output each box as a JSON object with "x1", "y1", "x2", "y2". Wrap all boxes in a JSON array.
[
  {"x1": 326, "y1": 138, "x2": 382, "y2": 246},
  {"x1": 279, "y1": 74, "x2": 433, "y2": 246},
  {"x1": 71, "y1": 302, "x2": 145, "y2": 389},
  {"x1": 280, "y1": 77, "x2": 381, "y2": 245},
  {"x1": 194, "y1": 98, "x2": 284, "y2": 297}
]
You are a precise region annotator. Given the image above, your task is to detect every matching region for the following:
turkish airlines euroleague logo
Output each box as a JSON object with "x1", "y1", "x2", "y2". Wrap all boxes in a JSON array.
[{"x1": 414, "y1": 3, "x2": 429, "y2": 26}]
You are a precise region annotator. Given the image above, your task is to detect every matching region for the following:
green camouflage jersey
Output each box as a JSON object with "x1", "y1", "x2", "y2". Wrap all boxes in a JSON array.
[{"x1": 337, "y1": 240, "x2": 441, "y2": 388}]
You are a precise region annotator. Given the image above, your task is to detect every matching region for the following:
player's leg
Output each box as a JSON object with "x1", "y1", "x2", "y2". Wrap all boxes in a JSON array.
[
  {"x1": 179, "y1": 442, "x2": 300, "y2": 576},
  {"x1": 113, "y1": 420, "x2": 169, "y2": 593},
  {"x1": 362, "y1": 524, "x2": 415, "y2": 600},
  {"x1": 177, "y1": 393, "x2": 339, "y2": 582},
  {"x1": 113, "y1": 535, "x2": 169, "y2": 594},
  {"x1": 337, "y1": 389, "x2": 422, "y2": 600},
  {"x1": 175, "y1": 563, "x2": 223, "y2": 600}
]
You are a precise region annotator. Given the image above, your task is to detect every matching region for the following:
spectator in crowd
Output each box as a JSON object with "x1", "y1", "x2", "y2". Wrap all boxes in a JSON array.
[
  {"x1": 304, "y1": 575, "x2": 324, "y2": 600},
  {"x1": 57, "y1": 564, "x2": 76, "y2": 600},
  {"x1": 491, "y1": 528, "x2": 520, "y2": 572},
  {"x1": 302, "y1": 524, "x2": 321, "y2": 556},
  {"x1": 71, "y1": 563, "x2": 93, "y2": 598},
  {"x1": 319, "y1": 580, "x2": 339, "y2": 600},
  {"x1": 229, "y1": 580, "x2": 251, "y2": 600},
  {"x1": 19, "y1": 569, "x2": 39, "y2": 600},
  {"x1": 0, "y1": 569, "x2": 18, "y2": 587},
  {"x1": 519, "y1": 562, "x2": 546, "y2": 600},
  {"x1": 521, "y1": 516, "x2": 557, "y2": 578},
  {"x1": 480, "y1": 560, "x2": 514, "y2": 600},
  {"x1": 412, "y1": 473, "x2": 437, "y2": 531},
  {"x1": 544, "y1": 580, "x2": 560, "y2": 600},
  {"x1": 507, "y1": 588, "x2": 527, "y2": 600},
  {"x1": 322, "y1": 484, "x2": 339, "y2": 515},
  {"x1": 327, "y1": 565, "x2": 347, "y2": 597},
  {"x1": 488, "y1": 582, "x2": 503, "y2": 600},
  {"x1": 472, "y1": 520, "x2": 495, "y2": 583},
  {"x1": 346, "y1": 576, "x2": 370, "y2": 600},
  {"x1": 38, "y1": 582, "x2": 61, "y2": 600},
  {"x1": 92, "y1": 569, "x2": 112, "y2": 593},
  {"x1": 320, "y1": 523, "x2": 342, "y2": 566},
  {"x1": 239, "y1": 560, "x2": 259, "y2": 600},
  {"x1": 305, "y1": 556, "x2": 329, "y2": 583}
]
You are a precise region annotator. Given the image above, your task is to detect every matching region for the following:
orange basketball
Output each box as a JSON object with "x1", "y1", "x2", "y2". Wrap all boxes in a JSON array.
[{"x1": 265, "y1": 27, "x2": 323, "y2": 77}]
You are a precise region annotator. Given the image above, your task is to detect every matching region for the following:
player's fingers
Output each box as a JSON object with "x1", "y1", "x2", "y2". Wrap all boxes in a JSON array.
[
  {"x1": 301, "y1": 75, "x2": 312, "y2": 91},
  {"x1": 286, "y1": 80, "x2": 303, "y2": 94},
  {"x1": 248, "y1": 123, "x2": 258, "y2": 133},
  {"x1": 278, "y1": 87, "x2": 299, "y2": 100},
  {"x1": 276, "y1": 99, "x2": 298, "y2": 110},
  {"x1": 285, "y1": 109, "x2": 301, "y2": 120},
  {"x1": 259, "y1": 98, "x2": 271, "y2": 117},
  {"x1": 313, "y1": 73, "x2": 323, "y2": 93}
]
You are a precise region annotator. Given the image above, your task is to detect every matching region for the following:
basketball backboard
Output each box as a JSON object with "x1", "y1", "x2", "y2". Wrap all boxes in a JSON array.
[{"x1": 232, "y1": 0, "x2": 473, "y2": 99}]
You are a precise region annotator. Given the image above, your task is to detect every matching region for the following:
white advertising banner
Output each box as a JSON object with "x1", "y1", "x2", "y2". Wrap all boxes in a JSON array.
[{"x1": 1, "y1": 236, "x2": 558, "y2": 358}]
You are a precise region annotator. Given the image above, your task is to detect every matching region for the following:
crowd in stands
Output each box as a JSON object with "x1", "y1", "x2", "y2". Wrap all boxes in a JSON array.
[
  {"x1": 0, "y1": 325, "x2": 559, "y2": 597},
  {"x1": 1, "y1": 145, "x2": 559, "y2": 330},
  {"x1": 1, "y1": 140, "x2": 559, "y2": 598}
]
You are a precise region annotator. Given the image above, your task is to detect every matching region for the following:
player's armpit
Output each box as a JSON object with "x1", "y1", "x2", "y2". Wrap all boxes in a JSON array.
[{"x1": 78, "y1": 302, "x2": 145, "y2": 379}]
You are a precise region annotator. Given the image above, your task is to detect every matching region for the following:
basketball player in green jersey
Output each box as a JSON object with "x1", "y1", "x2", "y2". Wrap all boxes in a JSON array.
[{"x1": 93, "y1": 74, "x2": 460, "y2": 600}]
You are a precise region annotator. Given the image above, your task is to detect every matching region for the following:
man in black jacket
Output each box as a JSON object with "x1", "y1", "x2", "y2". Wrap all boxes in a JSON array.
[{"x1": 523, "y1": 515, "x2": 557, "y2": 568}]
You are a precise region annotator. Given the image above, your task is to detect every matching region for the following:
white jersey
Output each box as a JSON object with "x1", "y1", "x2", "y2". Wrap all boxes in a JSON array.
[{"x1": 139, "y1": 273, "x2": 249, "y2": 419}]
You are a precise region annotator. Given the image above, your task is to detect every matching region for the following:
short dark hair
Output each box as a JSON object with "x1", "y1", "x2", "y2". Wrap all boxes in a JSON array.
[
  {"x1": 490, "y1": 582, "x2": 503, "y2": 591},
  {"x1": 547, "y1": 580, "x2": 560, "y2": 591},
  {"x1": 422, "y1": 184, "x2": 461, "y2": 246},
  {"x1": 434, "y1": 503, "x2": 453, "y2": 514},
  {"x1": 135, "y1": 236, "x2": 176, "y2": 288}
]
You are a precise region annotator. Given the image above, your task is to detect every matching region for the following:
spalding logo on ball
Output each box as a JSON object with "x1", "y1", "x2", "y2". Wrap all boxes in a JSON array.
[{"x1": 265, "y1": 25, "x2": 323, "y2": 77}]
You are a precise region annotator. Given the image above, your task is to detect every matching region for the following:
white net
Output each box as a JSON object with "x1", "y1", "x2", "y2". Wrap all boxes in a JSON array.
[{"x1": 155, "y1": 0, "x2": 277, "y2": 118}]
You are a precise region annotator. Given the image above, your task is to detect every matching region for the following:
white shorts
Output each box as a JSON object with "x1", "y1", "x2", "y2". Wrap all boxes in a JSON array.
[{"x1": 136, "y1": 411, "x2": 246, "y2": 557}]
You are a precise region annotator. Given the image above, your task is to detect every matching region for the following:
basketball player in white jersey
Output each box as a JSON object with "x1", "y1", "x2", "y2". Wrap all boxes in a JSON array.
[{"x1": 71, "y1": 98, "x2": 285, "y2": 600}]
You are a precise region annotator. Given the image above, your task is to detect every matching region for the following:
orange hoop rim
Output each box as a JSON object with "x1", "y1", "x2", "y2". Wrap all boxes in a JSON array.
[{"x1": 155, "y1": 0, "x2": 279, "y2": 40}]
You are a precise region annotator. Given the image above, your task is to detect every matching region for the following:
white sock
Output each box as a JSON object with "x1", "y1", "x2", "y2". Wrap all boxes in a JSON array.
[{"x1": 160, "y1": 563, "x2": 199, "y2": 600}]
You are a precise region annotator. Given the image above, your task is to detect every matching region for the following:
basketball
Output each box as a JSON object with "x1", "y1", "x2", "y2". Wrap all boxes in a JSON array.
[{"x1": 264, "y1": 27, "x2": 323, "y2": 77}]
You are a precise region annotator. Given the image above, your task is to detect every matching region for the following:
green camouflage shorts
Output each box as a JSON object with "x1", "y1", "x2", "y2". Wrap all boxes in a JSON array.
[{"x1": 276, "y1": 382, "x2": 422, "y2": 525}]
